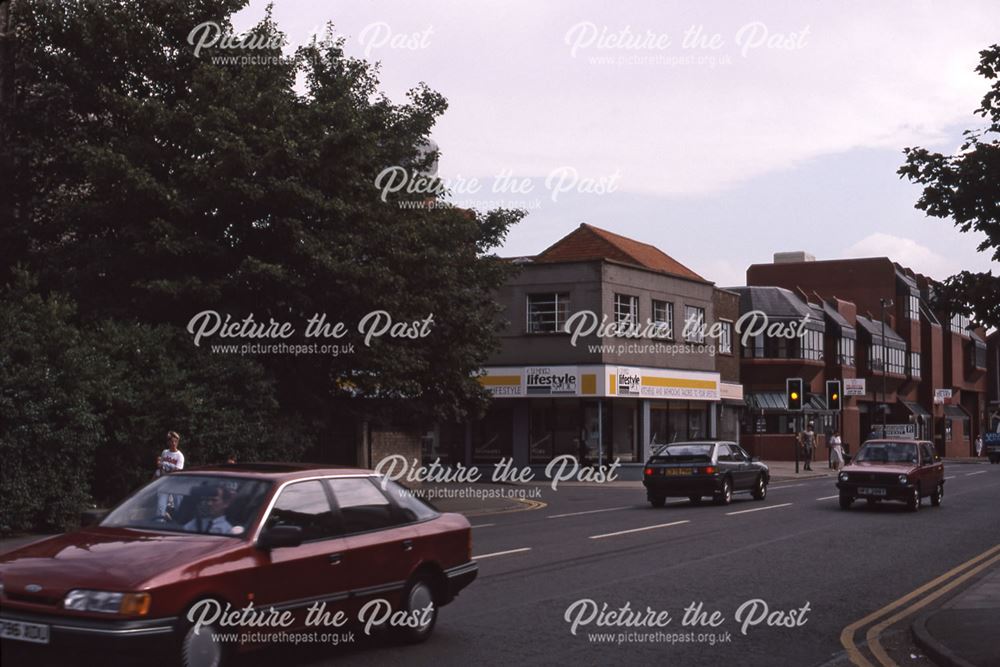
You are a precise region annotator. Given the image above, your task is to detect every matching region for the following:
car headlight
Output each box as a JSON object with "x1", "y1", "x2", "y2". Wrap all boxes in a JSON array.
[
  {"x1": 898, "y1": 474, "x2": 908, "y2": 484},
  {"x1": 64, "y1": 590, "x2": 150, "y2": 616},
  {"x1": 839, "y1": 472, "x2": 849, "y2": 482}
]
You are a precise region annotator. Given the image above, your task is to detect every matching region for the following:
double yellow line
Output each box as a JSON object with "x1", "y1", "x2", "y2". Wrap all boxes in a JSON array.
[{"x1": 840, "y1": 543, "x2": 1000, "y2": 666}]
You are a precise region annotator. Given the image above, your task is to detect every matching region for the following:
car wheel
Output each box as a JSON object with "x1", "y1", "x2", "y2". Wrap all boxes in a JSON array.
[
  {"x1": 688, "y1": 495, "x2": 702, "y2": 505},
  {"x1": 907, "y1": 487, "x2": 921, "y2": 512},
  {"x1": 839, "y1": 494, "x2": 852, "y2": 510},
  {"x1": 650, "y1": 496, "x2": 666, "y2": 508},
  {"x1": 179, "y1": 617, "x2": 230, "y2": 667},
  {"x1": 751, "y1": 474, "x2": 767, "y2": 500},
  {"x1": 714, "y1": 477, "x2": 732, "y2": 505},
  {"x1": 398, "y1": 575, "x2": 439, "y2": 643},
  {"x1": 931, "y1": 482, "x2": 943, "y2": 507}
]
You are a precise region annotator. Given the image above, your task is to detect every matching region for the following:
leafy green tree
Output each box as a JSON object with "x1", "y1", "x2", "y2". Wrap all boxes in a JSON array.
[
  {"x1": 2, "y1": 0, "x2": 520, "y2": 434},
  {"x1": 899, "y1": 44, "x2": 1000, "y2": 328}
]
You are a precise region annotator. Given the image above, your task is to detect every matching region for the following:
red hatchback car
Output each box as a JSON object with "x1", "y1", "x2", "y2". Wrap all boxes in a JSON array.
[
  {"x1": 836, "y1": 440, "x2": 945, "y2": 511},
  {"x1": 0, "y1": 464, "x2": 478, "y2": 666}
]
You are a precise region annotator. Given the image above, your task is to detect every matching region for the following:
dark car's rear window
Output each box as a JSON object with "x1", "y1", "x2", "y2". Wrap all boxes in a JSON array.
[{"x1": 651, "y1": 444, "x2": 713, "y2": 463}]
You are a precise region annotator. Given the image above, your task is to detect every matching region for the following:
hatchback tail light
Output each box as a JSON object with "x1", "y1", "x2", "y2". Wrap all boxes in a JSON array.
[
  {"x1": 644, "y1": 467, "x2": 655, "y2": 476},
  {"x1": 702, "y1": 466, "x2": 716, "y2": 475}
]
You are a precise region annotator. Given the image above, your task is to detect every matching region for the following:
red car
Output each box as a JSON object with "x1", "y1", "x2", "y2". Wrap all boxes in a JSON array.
[
  {"x1": 0, "y1": 463, "x2": 477, "y2": 666},
  {"x1": 836, "y1": 440, "x2": 945, "y2": 511}
]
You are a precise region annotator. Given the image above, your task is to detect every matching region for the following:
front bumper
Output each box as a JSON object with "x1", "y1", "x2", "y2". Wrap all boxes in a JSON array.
[
  {"x1": 643, "y1": 475, "x2": 722, "y2": 498},
  {"x1": 836, "y1": 481, "x2": 915, "y2": 501},
  {"x1": 0, "y1": 606, "x2": 175, "y2": 657}
]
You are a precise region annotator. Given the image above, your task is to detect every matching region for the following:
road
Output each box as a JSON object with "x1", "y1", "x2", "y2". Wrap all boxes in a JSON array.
[{"x1": 265, "y1": 462, "x2": 1000, "y2": 667}]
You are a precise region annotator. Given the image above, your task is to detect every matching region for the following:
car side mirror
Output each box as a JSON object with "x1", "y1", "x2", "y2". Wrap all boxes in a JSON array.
[{"x1": 257, "y1": 525, "x2": 303, "y2": 550}]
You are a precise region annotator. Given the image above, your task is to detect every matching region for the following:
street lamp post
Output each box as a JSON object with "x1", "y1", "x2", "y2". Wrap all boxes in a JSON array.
[{"x1": 879, "y1": 297, "x2": 893, "y2": 432}]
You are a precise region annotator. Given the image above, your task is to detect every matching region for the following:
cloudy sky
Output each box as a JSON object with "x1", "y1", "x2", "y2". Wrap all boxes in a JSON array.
[{"x1": 234, "y1": 0, "x2": 998, "y2": 287}]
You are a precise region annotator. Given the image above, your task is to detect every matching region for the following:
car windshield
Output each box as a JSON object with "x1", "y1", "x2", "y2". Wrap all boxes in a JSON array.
[
  {"x1": 651, "y1": 444, "x2": 713, "y2": 463},
  {"x1": 101, "y1": 474, "x2": 272, "y2": 537},
  {"x1": 855, "y1": 442, "x2": 919, "y2": 464}
]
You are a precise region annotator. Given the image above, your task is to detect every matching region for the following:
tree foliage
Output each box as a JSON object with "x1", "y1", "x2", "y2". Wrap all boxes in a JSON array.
[{"x1": 899, "y1": 44, "x2": 1000, "y2": 328}]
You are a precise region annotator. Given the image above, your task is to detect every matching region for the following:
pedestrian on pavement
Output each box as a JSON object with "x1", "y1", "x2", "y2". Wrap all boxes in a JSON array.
[
  {"x1": 825, "y1": 430, "x2": 834, "y2": 468},
  {"x1": 830, "y1": 431, "x2": 845, "y2": 471},
  {"x1": 800, "y1": 422, "x2": 816, "y2": 471},
  {"x1": 156, "y1": 431, "x2": 186, "y2": 518},
  {"x1": 975, "y1": 435, "x2": 983, "y2": 457}
]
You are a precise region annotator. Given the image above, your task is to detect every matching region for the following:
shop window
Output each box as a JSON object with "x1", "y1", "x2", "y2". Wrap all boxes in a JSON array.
[
  {"x1": 473, "y1": 404, "x2": 513, "y2": 463},
  {"x1": 527, "y1": 293, "x2": 570, "y2": 334}
]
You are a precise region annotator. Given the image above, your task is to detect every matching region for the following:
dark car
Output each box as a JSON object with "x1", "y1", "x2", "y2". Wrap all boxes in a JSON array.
[
  {"x1": 0, "y1": 464, "x2": 478, "y2": 666},
  {"x1": 836, "y1": 440, "x2": 944, "y2": 511},
  {"x1": 642, "y1": 441, "x2": 770, "y2": 507}
]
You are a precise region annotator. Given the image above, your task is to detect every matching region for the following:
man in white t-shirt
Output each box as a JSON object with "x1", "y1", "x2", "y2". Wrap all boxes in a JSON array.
[{"x1": 156, "y1": 431, "x2": 185, "y2": 518}]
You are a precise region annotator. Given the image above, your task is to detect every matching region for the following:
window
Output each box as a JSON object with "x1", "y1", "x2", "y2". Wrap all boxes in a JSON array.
[
  {"x1": 870, "y1": 343, "x2": 905, "y2": 375},
  {"x1": 838, "y1": 337, "x2": 855, "y2": 367},
  {"x1": 909, "y1": 351, "x2": 921, "y2": 379},
  {"x1": 683, "y1": 306, "x2": 705, "y2": 343},
  {"x1": 920, "y1": 443, "x2": 936, "y2": 464},
  {"x1": 615, "y1": 293, "x2": 639, "y2": 326},
  {"x1": 949, "y1": 313, "x2": 970, "y2": 335},
  {"x1": 265, "y1": 480, "x2": 337, "y2": 541},
  {"x1": 800, "y1": 329, "x2": 824, "y2": 361},
  {"x1": 715, "y1": 444, "x2": 733, "y2": 462},
  {"x1": 906, "y1": 295, "x2": 920, "y2": 320},
  {"x1": 970, "y1": 341, "x2": 987, "y2": 369},
  {"x1": 718, "y1": 321, "x2": 732, "y2": 354},
  {"x1": 328, "y1": 477, "x2": 401, "y2": 534},
  {"x1": 527, "y1": 293, "x2": 569, "y2": 333},
  {"x1": 651, "y1": 299, "x2": 673, "y2": 339},
  {"x1": 378, "y1": 479, "x2": 439, "y2": 522}
]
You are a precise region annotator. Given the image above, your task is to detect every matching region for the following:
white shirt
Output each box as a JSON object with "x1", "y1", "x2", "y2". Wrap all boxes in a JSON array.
[
  {"x1": 160, "y1": 449, "x2": 185, "y2": 472},
  {"x1": 183, "y1": 515, "x2": 233, "y2": 534}
]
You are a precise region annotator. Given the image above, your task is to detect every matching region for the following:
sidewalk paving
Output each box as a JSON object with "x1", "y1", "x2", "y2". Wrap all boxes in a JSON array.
[{"x1": 912, "y1": 562, "x2": 1000, "y2": 667}]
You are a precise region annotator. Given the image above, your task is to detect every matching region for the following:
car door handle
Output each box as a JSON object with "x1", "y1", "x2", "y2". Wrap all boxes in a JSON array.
[
  {"x1": 328, "y1": 553, "x2": 342, "y2": 565},
  {"x1": 402, "y1": 539, "x2": 414, "y2": 552}
]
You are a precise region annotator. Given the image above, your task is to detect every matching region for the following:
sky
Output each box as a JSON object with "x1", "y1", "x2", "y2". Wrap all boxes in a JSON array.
[{"x1": 232, "y1": 0, "x2": 999, "y2": 288}]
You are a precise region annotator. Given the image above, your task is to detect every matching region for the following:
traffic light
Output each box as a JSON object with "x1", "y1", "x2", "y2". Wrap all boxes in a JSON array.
[
  {"x1": 786, "y1": 378, "x2": 804, "y2": 411},
  {"x1": 826, "y1": 380, "x2": 842, "y2": 411}
]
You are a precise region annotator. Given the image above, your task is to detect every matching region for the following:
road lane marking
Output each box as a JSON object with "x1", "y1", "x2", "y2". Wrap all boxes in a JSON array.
[
  {"x1": 474, "y1": 547, "x2": 531, "y2": 560},
  {"x1": 470, "y1": 523, "x2": 495, "y2": 529},
  {"x1": 589, "y1": 520, "x2": 689, "y2": 540},
  {"x1": 867, "y1": 552, "x2": 1000, "y2": 666},
  {"x1": 725, "y1": 503, "x2": 792, "y2": 516},
  {"x1": 840, "y1": 543, "x2": 1000, "y2": 667},
  {"x1": 768, "y1": 484, "x2": 806, "y2": 490},
  {"x1": 816, "y1": 495, "x2": 840, "y2": 500},
  {"x1": 547, "y1": 506, "x2": 633, "y2": 519},
  {"x1": 944, "y1": 476, "x2": 956, "y2": 480},
  {"x1": 966, "y1": 471, "x2": 987, "y2": 476}
]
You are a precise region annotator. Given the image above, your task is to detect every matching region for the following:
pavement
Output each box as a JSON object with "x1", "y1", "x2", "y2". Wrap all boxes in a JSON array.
[{"x1": 912, "y1": 563, "x2": 1000, "y2": 667}]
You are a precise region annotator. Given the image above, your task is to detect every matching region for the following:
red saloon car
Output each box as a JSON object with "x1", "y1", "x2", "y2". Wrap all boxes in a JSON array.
[
  {"x1": 836, "y1": 440, "x2": 945, "y2": 511},
  {"x1": 0, "y1": 463, "x2": 478, "y2": 666}
]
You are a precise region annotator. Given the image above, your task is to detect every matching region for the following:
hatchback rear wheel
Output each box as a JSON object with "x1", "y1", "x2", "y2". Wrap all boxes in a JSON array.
[
  {"x1": 714, "y1": 478, "x2": 733, "y2": 505},
  {"x1": 398, "y1": 575, "x2": 438, "y2": 643}
]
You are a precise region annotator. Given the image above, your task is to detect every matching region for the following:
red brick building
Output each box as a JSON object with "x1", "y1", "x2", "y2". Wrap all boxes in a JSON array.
[{"x1": 735, "y1": 255, "x2": 987, "y2": 459}]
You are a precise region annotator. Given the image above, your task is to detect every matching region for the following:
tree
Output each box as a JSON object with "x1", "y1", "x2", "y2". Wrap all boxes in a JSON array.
[
  {"x1": 1, "y1": 0, "x2": 521, "y2": 431},
  {"x1": 899, "y1": 44, "x2": 1000, "y2": 328}
]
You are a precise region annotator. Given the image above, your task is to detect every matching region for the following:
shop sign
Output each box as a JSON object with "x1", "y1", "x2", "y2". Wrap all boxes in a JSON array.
[
  {"x1": 933, "y1": 389, "x2": 952, "y2": 404},
  {"x1": 617, "y1": 367, "x2": 642, "y2": 396},
  {"x1": 843, "y1": 378, "x2": 866, "y2": 396},
  {"x1": 872, "y1": 423, "x2": 916, "y2": 439},
  {"x1": 525, "y1": 367, "x2": 578, "y2": 395}
]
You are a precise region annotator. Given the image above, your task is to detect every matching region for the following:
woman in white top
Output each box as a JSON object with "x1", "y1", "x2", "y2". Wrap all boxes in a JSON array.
[{"x1": 830, "y1": 431, "x2": 845, "y2": 471}]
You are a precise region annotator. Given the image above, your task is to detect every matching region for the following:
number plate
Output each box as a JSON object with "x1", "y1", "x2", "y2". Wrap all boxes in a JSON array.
[
  {"x1": 0, "y1": 619, "x2": 50, "y2": 644},
  {"x1": 665, "y1": 468, "x2": 692, "y2": 476},
  {"x1": 858, "y1": 487, "x2": 887, "y2": 496}
]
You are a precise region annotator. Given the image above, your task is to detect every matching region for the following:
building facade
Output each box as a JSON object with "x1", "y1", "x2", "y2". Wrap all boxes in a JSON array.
[{"x1": 738, "y1": 255, "x2": 988, "y2": 458}]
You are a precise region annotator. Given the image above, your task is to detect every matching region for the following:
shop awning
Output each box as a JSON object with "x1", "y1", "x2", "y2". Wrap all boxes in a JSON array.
[
  {"x1": 944, "y1": 405, "x2": 970, "y2": 420},
  {"x1": 901, "y1": 401, "x2": 931, "y2": 418}
]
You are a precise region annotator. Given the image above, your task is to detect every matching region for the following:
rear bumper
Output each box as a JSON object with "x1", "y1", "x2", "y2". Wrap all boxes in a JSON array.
[
  {"x1": 444, "y1": 561, "x2": 478, "y2": 603},
  {"x1": 643, "y1": 476, "x2": 722, "y2": 498}
]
